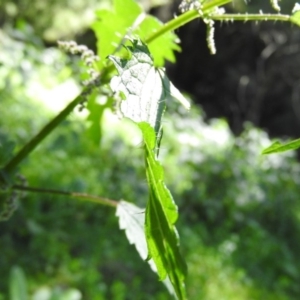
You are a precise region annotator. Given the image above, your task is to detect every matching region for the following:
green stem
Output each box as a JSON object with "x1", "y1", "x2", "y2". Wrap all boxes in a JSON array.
[
  {"x1": 145, "y1": 0, "x2": 232, "y2": 44},
  {"x1": 210, "y1": 13, "x2": 291, "y2": 22},
  {"x1": 2, "y1": 91, "x2": 86, "y2": 177},
  {"x1": 13, "y1": 184, "x2": 118, "y2": 207}
]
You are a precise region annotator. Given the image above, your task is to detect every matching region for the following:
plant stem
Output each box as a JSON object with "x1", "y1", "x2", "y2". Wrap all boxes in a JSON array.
[
  {"x1": 13, "y1": 184, "x2": 118, "y2": 207},
  {"x1": 145, "y1": 0, "x2": 232, "y2": 44},
  {"x1": 2, "y1": 91, "x2": 85, "y2": 178},
  {"x1": 211, "y1": 13, "x2": 290, "y2": 22}
]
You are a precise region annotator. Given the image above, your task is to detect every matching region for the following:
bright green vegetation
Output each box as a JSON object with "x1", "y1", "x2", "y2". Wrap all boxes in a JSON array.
[{"x1": 2, "y1": 0, "x2": 300, "y2": 299}]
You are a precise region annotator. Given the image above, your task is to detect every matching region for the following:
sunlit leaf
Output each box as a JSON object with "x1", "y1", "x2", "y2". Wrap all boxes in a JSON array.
[
  {"x1": 108, "y1": 39, "x2": 189, "y2": 134},
  {"x1": 262, "y1": 138, "x2": 300, "y2": 154},
  {"x1": 137, "y1": 16, "x2": 181, "y2": 66},
  {"x1": 92, "y1": 0, "x2": 180, "y2": 68},
  {"x1": 290, "y1": 5, "x2": 300, "y2": 27},
  {"x1": 110, "y1": 39, "x2": 187, "y2": 299},
  {"x1": 116, "y1": 200, "x2": 178, "y2": 298}
]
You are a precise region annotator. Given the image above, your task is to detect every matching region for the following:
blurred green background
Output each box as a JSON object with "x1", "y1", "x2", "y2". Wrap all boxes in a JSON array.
[{"x1": 1, "y1": 0, "x2": 300, "y2": 299}]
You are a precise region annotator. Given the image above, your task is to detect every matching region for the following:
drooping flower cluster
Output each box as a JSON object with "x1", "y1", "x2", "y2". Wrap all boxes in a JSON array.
[
  {"x1": 57, "y1": 40, "x2": 100, "y2": 86},
  {"x1": 179, "y1": 0, "x2": 202, "y2": 13}
]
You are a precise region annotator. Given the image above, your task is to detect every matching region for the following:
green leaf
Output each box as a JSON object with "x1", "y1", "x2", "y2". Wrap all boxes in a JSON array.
[
  {"x1": 9, "y1": 266, "x2": 28, "y2": 300},
  {"x1": 137, "y1": 16, "x2": 181, "y2": 66},
  {"x1": 109, "y1": 39, "x2": 187, "y2": 299},
  {"x1": 140, "y1": 122, "x2": 187, "y2": 300},
  {"x1": 92, "y1": 0, "x2": 142, "y2": 69},
  {"x1": 290, "y1": 8, "x2": 300, "y2": 27},
  {"x1": 116, "y1": 200, "x2": 178, "y2": 298},
  {"x1": 262, "y1": 138, "x2": 300, "y2": 154},
  {"x1": 108, "y1": 39, "x2": 166, "y2": 134},
  {"x1": 92, "y1": 0, "x2": 180, "y2": 68}
]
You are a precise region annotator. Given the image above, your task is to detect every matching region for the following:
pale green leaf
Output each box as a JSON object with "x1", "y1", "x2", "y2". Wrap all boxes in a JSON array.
[
  {"x1": 116, "y1": 200, "x2": 148, "y2": 260},
  {"x1": 116, "y1": 200, "x2": 177, "y2": 298},
  {"x1": 92, "y1": 0, "x2": 142, "y2": 69},
  {"x1": 290, "y1": 5, "x2": 300, "y2": 27},
  {"x1": 108, "y1": 39, "x2": 189, "y2": 134},
  {"x1": 92, "y1": 0, "x2": 180, "y2": 68},
  {"x1": 137, "y1": 16, "x2": 181, "y2": 66},
  {"x1": 108, "y1": 39, "x2": 167, "y2": 134},
  {"x1": 262, "y1": 138, "x2": 300, "y2": 154}
]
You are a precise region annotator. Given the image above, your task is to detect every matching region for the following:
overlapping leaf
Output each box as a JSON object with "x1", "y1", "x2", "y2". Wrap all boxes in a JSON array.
[
  {"x1": 109, "y1": 39, "x2": 187, "y2": 299},
  {"x1": 92, "y1": 0, "x2": 180, "y2": 68}
]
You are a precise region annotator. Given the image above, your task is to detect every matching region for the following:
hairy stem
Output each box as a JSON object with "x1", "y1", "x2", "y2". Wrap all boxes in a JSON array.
[
  {"x1": 211, "y1": 13, "x2": 290, "y2": 22},
  {"x1": 13, "y1": 184, "x2": 118, "y2": 207},
  {"x1": 145, "y1": 0, "x2": 232, "y2": 43}
]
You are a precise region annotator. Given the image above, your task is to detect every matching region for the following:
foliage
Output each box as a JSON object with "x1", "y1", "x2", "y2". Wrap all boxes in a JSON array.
[{"x1": 2, "y1": 0, "x2": 300, "y2": 299}]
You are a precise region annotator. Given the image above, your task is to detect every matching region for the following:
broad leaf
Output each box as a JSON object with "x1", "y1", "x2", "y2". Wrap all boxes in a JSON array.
[
  {"x1": 291, "y1": 4, "x2": 300, "y2": 27},
  {"x1": 262, "y1": 139, "x2": 300, "y2": 154},
  {"x1": 109, "y1": 39, "x2": 187, "y2": 299},
  {"x1": 137, "y1": 16, "x2": 181, "y2": 66},
  {"x1": 92, "y1": 0, "x2": 180, "y2": 67},
  {"x1": 116, "y1": 200, "x2": 177, "y2": 297}
]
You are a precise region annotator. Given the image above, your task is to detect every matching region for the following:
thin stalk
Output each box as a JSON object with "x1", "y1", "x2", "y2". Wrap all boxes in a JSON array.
[
  {"x1": 145, "y1": 0, "x2": 232, "y2": 44},
  {"x1": 211, "y1": 13, "x2": 291, "y2": 22},
  {"x1": 13, "y1": 184, "x2": 118, "y2": 207},
  {"x1": 2, "y1": 91, "x2": 85, "y2": 177}
]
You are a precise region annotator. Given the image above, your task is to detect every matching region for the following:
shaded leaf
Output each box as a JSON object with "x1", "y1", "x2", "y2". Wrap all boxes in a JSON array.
[{"x1": 262, "y1": 139, "x2": 300, "y2": 154}]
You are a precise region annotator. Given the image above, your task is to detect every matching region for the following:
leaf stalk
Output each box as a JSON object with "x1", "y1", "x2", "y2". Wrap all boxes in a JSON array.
[{"x1": 13, "y1": 184, "x2": 118, "y2": 207}]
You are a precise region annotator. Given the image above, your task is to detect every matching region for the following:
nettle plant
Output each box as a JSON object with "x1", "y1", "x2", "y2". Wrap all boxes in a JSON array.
[{"x1": 1, "y1": 0, "x2": 300, "y2": 298}]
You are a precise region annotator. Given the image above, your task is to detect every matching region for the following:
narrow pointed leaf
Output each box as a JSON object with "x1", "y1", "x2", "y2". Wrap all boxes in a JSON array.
[
  {"x1": 108, "y1": 39, "x2": 167, "y2": 134},
  {"x1": 262, "y1": 138, "x2": 300, "y2": 154},
  {"x1": 140, "y1": 122, "x2": 187, "y2": 300}
]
